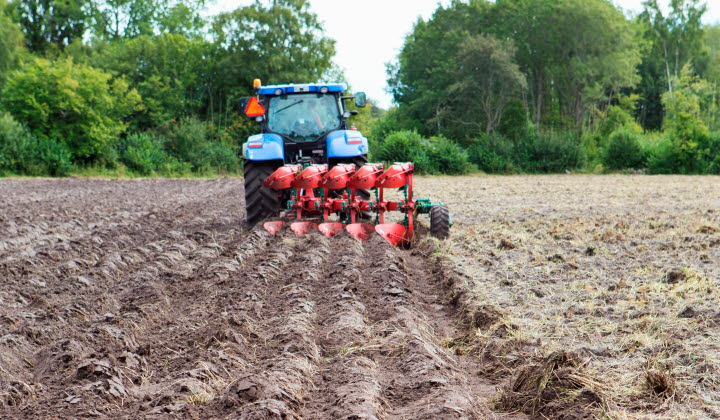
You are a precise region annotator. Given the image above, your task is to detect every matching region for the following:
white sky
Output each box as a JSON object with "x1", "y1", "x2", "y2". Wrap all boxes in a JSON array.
[{"x1": 206, "y1": 0, "x2": 720, "y2": 108}]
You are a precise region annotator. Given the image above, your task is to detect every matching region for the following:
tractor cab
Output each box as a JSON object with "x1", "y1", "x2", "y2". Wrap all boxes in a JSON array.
[{"x1": 241, "y1": 81, "x2": 368, "y2": 165}]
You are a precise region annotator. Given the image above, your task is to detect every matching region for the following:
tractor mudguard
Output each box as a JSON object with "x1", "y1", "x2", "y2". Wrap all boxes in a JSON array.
[
  {"x1": 242, "y1": 133, "x2": 285, "y2": 161},
  {"x1": 326, "y1": 130, "x2": 369, "y2": 158}
]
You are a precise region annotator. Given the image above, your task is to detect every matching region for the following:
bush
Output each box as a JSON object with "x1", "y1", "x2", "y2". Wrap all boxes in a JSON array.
[
  {"x1": 1, "y1": 57, "x2": 141, "y2": 164},
  {"x1": 468, "y1": 133, "x2": 517, "y2": 173},
  {"x1": 518, "y1": 131, "x2": 586, "y2": 173},
  {"x1": 426, "y1": 136, "x2": 471, "y2": 175},
  {"x1": 0, "y1": 113, "x2": 72, "y2": 176},
  {"x1": 603, "y1": 129, "x2": 646, "y2": 170},
  {"x1": 163, "y1": 117, "x2": 239, "y2": 173},
  {"x1": 197, "y1": 141, "x2": 240, "y2": 173},
  {"x1": 375, "y1": 130, "x2": 432, "y2": 172},
  {"x1": 117, "y1": 133, "x2": 171, "y2": 175},
  {"x1": 33, "y1": 137, "x2": 73, "y2": 176}
]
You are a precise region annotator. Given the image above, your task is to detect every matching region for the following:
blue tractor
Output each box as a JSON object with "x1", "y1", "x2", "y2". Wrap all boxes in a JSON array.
[{"x1": 240, "y1": 80, "x2": 372, "y2": 227}]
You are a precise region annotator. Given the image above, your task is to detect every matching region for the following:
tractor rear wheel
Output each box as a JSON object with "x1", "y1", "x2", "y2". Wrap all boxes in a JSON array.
[
  {"x1": 244, "y1": 159, "x2": 282, "y2": 228},
  {"x1": 430, "y1": 205, "x2": 450, "y2": 239}
]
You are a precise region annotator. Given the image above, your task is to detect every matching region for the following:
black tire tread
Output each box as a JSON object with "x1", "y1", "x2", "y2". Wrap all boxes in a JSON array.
[
  {"x1": 244, "y1": 159, "x2": 282, "y2": 227},
  {"x1": 430, "y1": 204, "x2": 450, "y2": 240}
]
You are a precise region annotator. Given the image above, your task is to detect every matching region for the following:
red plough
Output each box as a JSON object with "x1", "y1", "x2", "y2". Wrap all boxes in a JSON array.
[{"x1": 262, "y1": 162, "x2": 450, "y2": 247}]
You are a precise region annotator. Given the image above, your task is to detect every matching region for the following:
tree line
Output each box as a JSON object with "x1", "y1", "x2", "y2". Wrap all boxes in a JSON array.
[
  {"x1": 1, "y1": 0, "x2": 719, "y2": 176},
  {"x1": 0, "y1": 0, "x2": 336, "y2": 176},
  {"x1": 379, "y1": 0, "x2": 720, "y2": 174}
]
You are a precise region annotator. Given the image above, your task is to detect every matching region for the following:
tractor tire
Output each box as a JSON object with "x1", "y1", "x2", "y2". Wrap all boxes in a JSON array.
[
  {"x1": 430, "y1": 205, "x2": 450, "y2": 239},
  {"x1": 244, "y1": 159, "x2": 282, "y2": 228}
]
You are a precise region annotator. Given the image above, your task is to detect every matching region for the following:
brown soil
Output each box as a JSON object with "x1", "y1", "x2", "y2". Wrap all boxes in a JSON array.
[{"x1": 0, "y1": 178, "x2": 524, "y2": 419}]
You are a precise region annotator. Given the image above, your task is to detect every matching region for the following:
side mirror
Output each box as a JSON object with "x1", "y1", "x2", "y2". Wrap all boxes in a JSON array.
[
  {"x1": 239, "y1": 97, "x2": 250, "y2": 110},
  {"x1": 354, "y1": 92, "x2": 367, "y2": 108}
]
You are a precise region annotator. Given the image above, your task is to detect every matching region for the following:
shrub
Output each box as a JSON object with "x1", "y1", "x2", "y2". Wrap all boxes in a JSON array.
[
  {"x1": 517, "y1": 131, "x2": 586, "y2": 173},
  {"x1": 117, "y1": 133, "x2": 169, "y2": 175},
  {"x1": 32, "y1": 137, "x2": 73, "y2": 176},
  {"x1": 196, "y1": 141, "x2": 240, "y2": 174},
  {"x1": 0, "y1": 112, "x2": 72, "y2": 176},
  {"x1": 603, "y1": 129, "x2": 646, "y2": 170},
  {"x1": 646, "y1": 137, "x2": 677, "y2": 174},
  {"x1": 162, "y1": 117, "x2": 240, "y2": 173},
  {"x1": 375, "y1": 130, "x2": 432, "y2": 172},
  {"x1": 0, "y1": 112, "x2": 34, "y2": 173},
  {"x1": 468, "y1": 133, "x2": 517, "y2": 173},
  {"x1": 1, "y1": 57, "x2": 142, "y2": 164},
  {"x1": 426, "y1": 136, "x2": 471, "y2": 175}
]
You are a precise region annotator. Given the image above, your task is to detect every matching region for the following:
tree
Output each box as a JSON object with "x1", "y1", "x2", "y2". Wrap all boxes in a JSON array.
[
  {"x1": 389, "y1": 0, "x2": 640, "y2": 135},
  {"x1": 451, "y1": 34, "x2": 527, "y2": 133},
  {"x1": 89, "y1": 0, "x2": 206, "y2": 40},
  {"x1": 9, "y1": 0, "x2": 88, "y2": 53},
  {"x1": 209, "y1": 0, "x2": 335, "y2": 127},
  {"x1": 388, "y1": 0, "x2": 491, "y2": 137},
  {"x1": 212, "y1": 0, "x2": 335, "y2": 88},
  {"x1": 660, "y1": 64, "x2": 713, "y2": 172},
  {"x1": 550, "y1": 0, "x2": 642, "y2": 131},
  {"x1": 89, "y1": 33, "x2": 211, "y2": 128},
  {"x1": 1, "y1": 57, "x2": 142, "y2": 163},
  {"x1": 636, "y1": 0, "x2": 707, "y2": 129},
  {"x1": 0, "y1": 0, "x2": 24, "y2": 87}
]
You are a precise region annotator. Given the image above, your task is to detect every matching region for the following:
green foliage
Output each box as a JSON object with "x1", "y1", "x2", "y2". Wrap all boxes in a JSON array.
[
  {"x1": 603, "y1": 129, "x2": 646, "y2": 170},
  {"x1": 375, "y1": 130, "x2": 470, "y2": 175},
  {"x1": 0, "y1": 1, "x2": 24, "y2": 87},
  {"x1": 162, "y1": 117, "x2": 239, "y2": 173},
  {"x1": 389, "y1": 0, "x2": 641, "y2": 136},
  {"x1": 468, "y1": 131, "x2": 585, "y2": 173},
  {"x1": 517, "y1": 132, "x2": 586, "y2": 173},
  {"x1": 10, "y1": 0, "x2": 88, "y2": 53},
  {"x1": 376, "y1": 130, "x2": 431, "y2": 171},
  {"x1": 1, "y1": 57, "x2": 141, "y2": 164},
  {"x1": 450, "y1": 34, "x2": 527, "y2": 135},
  {"x1": 211, "y1": 0, "x2": 336, "y2": 97},
  {"x1": 88, "y1": 33, "x2": 211, "y2": 129},
  {"x1": 117, "y1": 133, "x2": 184, "y2": 175},
  {"x1": 651, "y1": 65, "x2": 715, "y2": 173},
  {"x1": 0, "y1": 112, "x2": 72, "y2": 176},
  {"x1": 90, "y1": 0, "x2": 206, "y2": 40},
  {"x1": 467, "y1": 133, "x2": 517, "y2": 173},
  {"x1": 636, "y1": 0, "x2": 707, "y2": 130},
  {"x1": 425, "y1": 136, "x2": 471, "y2": 175}
]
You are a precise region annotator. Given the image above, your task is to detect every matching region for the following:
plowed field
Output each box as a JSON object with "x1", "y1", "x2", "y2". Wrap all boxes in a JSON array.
[{"x1": 1, "y1": 175, "x2": 719, "y2": 419}]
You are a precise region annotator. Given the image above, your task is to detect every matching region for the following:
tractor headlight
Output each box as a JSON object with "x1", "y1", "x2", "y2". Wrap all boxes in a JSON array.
[
  {"x1": 274, "y1": 88, "x2": 283, "y2": 96},
  {"x1": 320, "y1": 86, "x2": 329, "y2": 94}
]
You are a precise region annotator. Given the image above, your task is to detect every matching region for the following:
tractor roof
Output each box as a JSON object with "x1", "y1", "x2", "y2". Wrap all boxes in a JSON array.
[{"x1": 257, "y1": 83, "x2": 347, "y2": 96}]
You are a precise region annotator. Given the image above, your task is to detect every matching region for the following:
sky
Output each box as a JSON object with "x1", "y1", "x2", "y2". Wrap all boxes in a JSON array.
[{"x1": 206, "y1": 0, "x2": 720, "y2": 109}]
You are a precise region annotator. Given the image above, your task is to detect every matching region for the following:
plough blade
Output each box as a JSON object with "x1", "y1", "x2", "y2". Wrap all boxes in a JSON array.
[
  {"x1": 264, "y1": 221, "x2": 286, "y2": 235},
  {"x1": 264, "y1": 165, "x2": 301, "y2": 189},
  {"x1": 318, "y1": 223, "x2": 345, "y2": 238},
  {"x1": 319, "y1": 164, "x2": 355, "y2": 189},
  {"x1": 291, "y1": 164, "x2": 328, "y2": 189},
  {"x1": 376, "y1": 163, "x2": 413, "y2": 188},
  {"x1": 375, "y1": 224, "x2": 409, "y2": 247},
  {"x1": 290, "y1": 222, "x2": 318, "y2": 236},
  {"x1": 347, "y1": 163, "x2": 384, "y2": 189},
  {"x1": 346, "y1": 223, "x2": 376, "y2": 241}
]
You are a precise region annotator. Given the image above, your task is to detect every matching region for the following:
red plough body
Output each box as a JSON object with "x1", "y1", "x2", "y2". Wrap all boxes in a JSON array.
[{"x1": 261, "y1": 162, "x2": 441, "y2": 247}]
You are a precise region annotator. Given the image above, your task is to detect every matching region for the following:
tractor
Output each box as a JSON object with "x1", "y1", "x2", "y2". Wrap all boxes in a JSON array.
[{"x1": 241, "y1": 79, "x2": 449, "y2": 247}]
